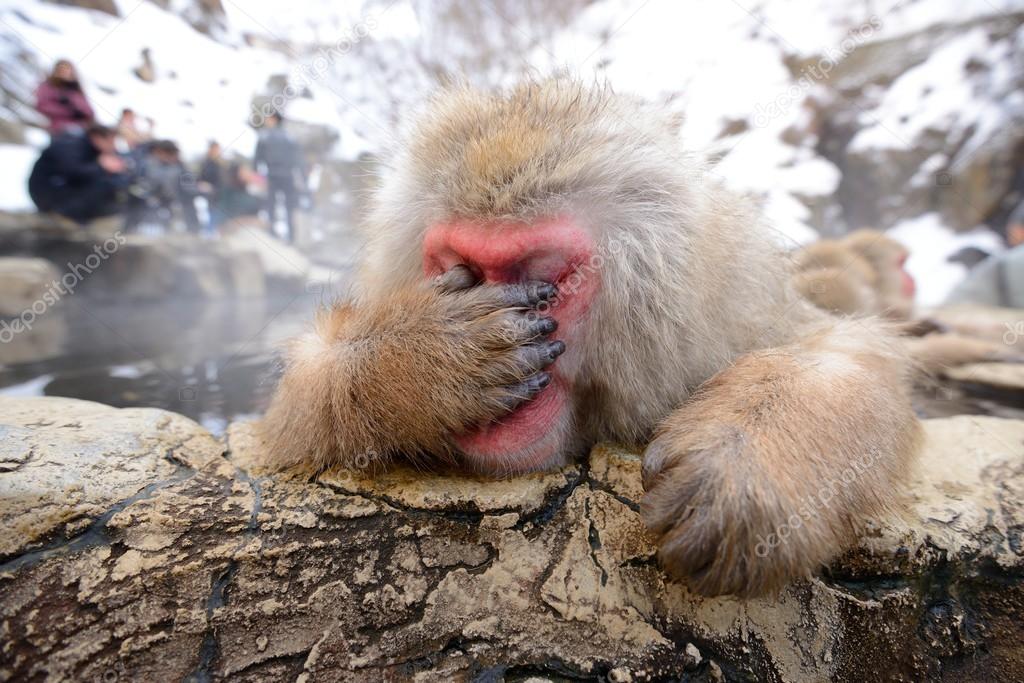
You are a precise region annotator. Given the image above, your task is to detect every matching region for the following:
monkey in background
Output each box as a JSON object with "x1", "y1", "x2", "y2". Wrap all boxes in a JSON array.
[
  {"x1": 793, "y1": 230, "x2": 1024, "y2": 369},
  {"x1": 792, "y1": 229, "x2": 914, "y2": 321},
  {"x1": 260, "y1": 80, "x2": 922, "y2": 598}
]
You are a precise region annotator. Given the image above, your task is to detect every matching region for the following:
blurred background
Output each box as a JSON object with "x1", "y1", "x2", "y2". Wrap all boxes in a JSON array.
[{"x1": 0, "y1": 0, "x2": 1022, "y2": 432}]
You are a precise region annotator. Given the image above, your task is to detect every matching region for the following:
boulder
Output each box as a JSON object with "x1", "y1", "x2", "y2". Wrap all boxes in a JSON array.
[
  {"x1": 0, "y1": 213, "x2": 306, "y2": 301},
  {"x1": 1, "y1": 397, "x2": 1022, "y2": 681},
  {"x1": 0, "y1": 257, "x2": 60, "y2": 317},
  {"x1": 221, "y1": 221, "x2": 312, "y2": 291},
  {"x1": 0, "y1": 308, "x2": 66, "y2": 364}
]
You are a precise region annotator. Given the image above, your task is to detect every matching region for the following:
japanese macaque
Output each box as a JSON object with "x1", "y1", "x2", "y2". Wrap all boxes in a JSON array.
[
  {"x1": 260, "y1": 80, "x2": 922, "y2": 598},
  {"x1": 793, "y1": 230, "x2": 1023, "y2": 369},
  {"x1": 793, "y1": 229, "x2": 915, "y2": 320}
]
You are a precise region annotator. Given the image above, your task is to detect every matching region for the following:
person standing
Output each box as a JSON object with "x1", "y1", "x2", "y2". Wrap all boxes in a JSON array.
[
  {"x1": 34, "y1": 59, "x2": 95, "y2": 136},
  {"x1": 198, "y1": 141, "x2": 227, "y2": 232},
  {"x1": 254, "y1": 111, "x2": 305, "y2": 243},
  {"x1": 28, "y1": 124, "x2": 126, "y2": 224},
  {"x1": 145, "y1": 140, "x2": 201, "y2": 233}
]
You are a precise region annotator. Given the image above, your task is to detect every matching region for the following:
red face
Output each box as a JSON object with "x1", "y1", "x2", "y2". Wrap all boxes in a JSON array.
[
  {"x1": 422, "y1": 216, "x2": 600, "y2": 473},
  {"x1": 898, "y1": 252, "x2": 915, "y2": 299}
]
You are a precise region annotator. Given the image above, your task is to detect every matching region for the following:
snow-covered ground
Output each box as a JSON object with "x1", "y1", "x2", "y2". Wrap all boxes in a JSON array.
[
  {"x1": 0, "y1": 0, "x2": 346, "y2": 158},
  {"x1": 0, "y1": 144, "x2": 36, "y2": 211},
  {"x1": 890, "y1": 213, "x2": 1007, "y2": 308},
  {"x1": 1, "y1": 0, "x2": 1021, "y2": 307}
]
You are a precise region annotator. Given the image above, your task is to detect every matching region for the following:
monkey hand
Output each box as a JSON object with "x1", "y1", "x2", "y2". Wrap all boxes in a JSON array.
[
  {"x1": 640, "y1": 419, "x2": 842, "y2": 599},
  {"x1": 408, "y1": 264, "x2": 567, "y2": 439},
  {"x1": 259, "y1": 265, "x2": 564, "y2": 472},
  {"x1": 638, "y1": 333, "x2": 917, "y2": 598},
  {"x1": 642, "y1": 424, "x2": 779, "y2": 598},
  {"x1": 905, "y1": 332, "x2": 1024, "y2": 370}
]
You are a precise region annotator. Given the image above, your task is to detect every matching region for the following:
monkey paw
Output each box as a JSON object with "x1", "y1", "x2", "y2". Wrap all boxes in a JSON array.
[
  {"x1": 433, "y1": 264, "x2": 566, "y2": 417},
  {"x1": 639, "y1": 426, "x2": 833, "y2": 599}
]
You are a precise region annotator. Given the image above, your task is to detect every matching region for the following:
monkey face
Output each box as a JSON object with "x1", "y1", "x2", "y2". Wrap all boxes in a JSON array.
[
  {"x1": 358, "y1": 79, "x2": 742, "y2": 474},
  {"x1": 422, "y1": 216, "x2": 600, "y2": 473}
]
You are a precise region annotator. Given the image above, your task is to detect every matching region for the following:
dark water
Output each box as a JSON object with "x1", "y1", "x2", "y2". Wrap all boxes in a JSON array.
[
  {"x1": 1, "y1": 293, "x2": 1022, "y2": 433},
  {"x1": 0, "y1": 295, "x2": 319, "y2": 435}
]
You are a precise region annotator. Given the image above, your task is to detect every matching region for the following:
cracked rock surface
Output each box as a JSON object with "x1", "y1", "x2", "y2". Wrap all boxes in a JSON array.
[{"x1": 1, "y1": 398, "x2": 1022, "y2": 682}]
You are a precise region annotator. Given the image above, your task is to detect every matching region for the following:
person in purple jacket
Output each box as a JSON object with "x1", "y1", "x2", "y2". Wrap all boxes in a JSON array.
[{"x1": 34, "y1": 59, "x2": 95, "y2": 136}]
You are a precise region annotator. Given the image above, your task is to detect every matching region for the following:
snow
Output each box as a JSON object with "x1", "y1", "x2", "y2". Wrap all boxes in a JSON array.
[
  {"x1": 889, "y1": 213, "x2": 1006, "y2": 308},
  {"x1": 849, "y1": 28, "x2": 1008, "y2": 153},
  {"x1": 752, "y1": 0, "x2": 1024, "y2": 56},
  {"x1": 0, "y1": 374, "x2": 51, "y2": 397},
  {"x1": 0, "y1": 144, "x2": 38, "y2": 211},
  {"x1": 0, "y1": 0, "x2": 1020, "y2": 300},
  {"x1": 0, "y1": 0, "x2": 349, "y2": 158}
]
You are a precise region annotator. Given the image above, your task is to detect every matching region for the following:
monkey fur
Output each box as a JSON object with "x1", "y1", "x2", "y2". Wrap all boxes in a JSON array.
[
  {"x1": 794, "y1": 229, "x2": 1024, "y2": 369},
  {"x1": 260, "y1": 79, "x2": 923, "y2": 598}
]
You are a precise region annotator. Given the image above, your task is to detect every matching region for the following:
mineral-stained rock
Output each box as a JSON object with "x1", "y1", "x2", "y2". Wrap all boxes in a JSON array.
[
  {"x1": 0, "y1": 397, "x2": 225, "y2": 561},
  {"x1": 1, "y1": 399, "x2": 1022, "y2": 681}
]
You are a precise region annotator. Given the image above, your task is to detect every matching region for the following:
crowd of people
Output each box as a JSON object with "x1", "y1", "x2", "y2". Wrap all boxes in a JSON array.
[{"x1": 26, "y1": 59, "x2": 308, "y2": 243}]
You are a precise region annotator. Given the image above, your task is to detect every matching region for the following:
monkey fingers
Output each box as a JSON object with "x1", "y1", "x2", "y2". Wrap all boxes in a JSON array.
[
  {"x1": 469, "y1": 309, "x2": 558, "y2": 354},
  {"x1": 434, "y1": 265, "x2": 558, "y2": 309},
  {"x1": 494, "y1": 372, "x2": 553, "y2": 412},
  {"x1": 434, "y1": 264, "x2": 479, "y2": 292},
  {"x1": 473, "y1": 281, "x2": 557, "y2": 309},
  {"x1": 480, "y1": 337, "x2": 563, "y2": 411},
  {"x1": 515, "y1": 339, "x2": 566, "y2": 370}
]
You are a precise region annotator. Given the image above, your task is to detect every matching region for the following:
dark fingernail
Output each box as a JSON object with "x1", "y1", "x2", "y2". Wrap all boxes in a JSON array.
[
  {"x1": 548, "y1": 340, "x2": 566, "y2": 358},
  {"x1": 535, "y1": 371, "x2": 551, "y2": 388},
  {"x1": 536, "y1": 283, "x2": 556, "y2": 301},
  {"x1": 537, "y1": 318, "x2": 557, "y2": 334}
]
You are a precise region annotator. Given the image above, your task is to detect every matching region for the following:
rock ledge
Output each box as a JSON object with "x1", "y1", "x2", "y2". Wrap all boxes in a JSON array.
[{"x1": 1, "y1": 398, "x2": 1022, "y2": 682}]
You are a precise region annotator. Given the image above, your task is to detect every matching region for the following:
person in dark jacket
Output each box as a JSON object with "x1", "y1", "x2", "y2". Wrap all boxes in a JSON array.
[
  {"x1": 219, "y1": 162, "x2": 265, "y2": 222},
  {"x1": 128, "y1": 140, "x2": 201, "y2": 233},
  {"x1": 254, "y1": 112, "x2": 305, "y2": 243},
  {"x1": 34, "y1": 60, "x2": 95, "y2": 136},
  {"x1": 28, "y1": 124, "x2": 126, "y2": 224},
  {"x1": 198, "y1": 141, "x2": 225, "y2": 194},
  {"x1": 197, "y1": 141, "x2": 227, "y2": 232}
]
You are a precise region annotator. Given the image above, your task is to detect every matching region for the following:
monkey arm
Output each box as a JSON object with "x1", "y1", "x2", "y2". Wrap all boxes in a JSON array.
[
  {"x1": 903, "y1": 332, "x2": 1024, "y2": 372},
  {"x1": 257, "y1": 279, "x2": 563, "y2": 474},
  {"x1": 639, "y1": 318, "x2": 922, "y2": 598}
]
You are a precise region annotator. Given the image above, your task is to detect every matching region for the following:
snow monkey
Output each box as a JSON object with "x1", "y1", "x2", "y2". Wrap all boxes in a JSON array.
[
  {"x1": 792, "y1": 229, "x2": 916, "y2": 322},
  {"x1": 259, "y1": 79, "x2": 922, "y2": 598},
  {"x1": 794, "y1": 230, "x2": 1023, "y2": 369}
]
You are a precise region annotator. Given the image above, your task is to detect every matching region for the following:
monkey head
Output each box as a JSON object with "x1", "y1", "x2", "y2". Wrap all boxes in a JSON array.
[
  {"x1": 355, "y1": 80, "x2": 794, "y2": 475},
  {"x1": 843, "y1": 229, "x2": 916, "y2": 320}
]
